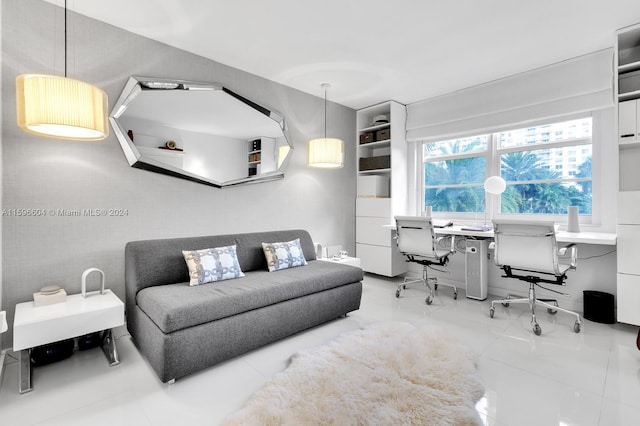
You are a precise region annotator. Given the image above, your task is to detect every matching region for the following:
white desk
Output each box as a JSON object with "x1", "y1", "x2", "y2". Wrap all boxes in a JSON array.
[
  {"x1": 13, "y1": 290, "x2": 124, "y2": 393},
  {"x1": 384, "y1": 224, "x2": 617, "y2": 245}
]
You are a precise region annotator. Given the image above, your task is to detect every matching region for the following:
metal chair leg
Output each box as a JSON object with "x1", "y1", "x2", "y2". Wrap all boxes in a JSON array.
[{"x1": 489, "y1": 283, "x2": 582, "y2": 335}]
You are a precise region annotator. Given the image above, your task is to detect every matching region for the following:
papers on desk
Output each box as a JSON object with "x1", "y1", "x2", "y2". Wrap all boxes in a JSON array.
[
  {"x1": 433, "y1": 219, "x2": 454, "y2": 228},
  {"x1": 460, "y1": 225, "x2": 493, "y2": 232}
]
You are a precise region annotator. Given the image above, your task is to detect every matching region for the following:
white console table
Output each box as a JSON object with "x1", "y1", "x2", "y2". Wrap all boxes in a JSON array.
[
  {"x1": 13, "y1": 290, "x2": 124, "y2": 393},
  {"x1": 317, "y1": 256, "x2": 362, "y2": 268}
]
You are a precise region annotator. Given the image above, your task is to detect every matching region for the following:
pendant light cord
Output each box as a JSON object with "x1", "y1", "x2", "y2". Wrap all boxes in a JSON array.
[
  {"x1": 64, "y1": 0, "x2": 67, "y2": 78},
  {"x1": 323, "y1": 86, "x2": 327, "y2": 139}
]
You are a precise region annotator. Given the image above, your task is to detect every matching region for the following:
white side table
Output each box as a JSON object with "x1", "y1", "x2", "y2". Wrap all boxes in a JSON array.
[
  {"x1": 13, "y1": 290, "x2": 124, "y2": 393},
  {"x1": 317, "y1": 256, "x2": 362, "y2": 268}
]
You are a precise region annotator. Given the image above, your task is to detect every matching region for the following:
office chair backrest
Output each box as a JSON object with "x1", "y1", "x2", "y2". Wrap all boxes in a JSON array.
[
  {"x1": 395, "y1": 216, "x2": 436, "y2": 257},
  {"x1": 492, "y1": 219, "x2": 561, "y2": 275}
]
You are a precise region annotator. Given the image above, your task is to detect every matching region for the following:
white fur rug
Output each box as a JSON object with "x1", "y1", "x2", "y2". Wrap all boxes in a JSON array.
[{"x1": 224, "y1": 322, "x2": 485, "y2": 425}]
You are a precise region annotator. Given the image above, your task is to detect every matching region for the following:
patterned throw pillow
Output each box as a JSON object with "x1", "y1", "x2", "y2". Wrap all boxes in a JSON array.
[
  {"x1": 262, "y1": 238, "x2": 308, "y2": 272},
  {"x1": 182, "y1": 245, "x2": 245, "y2": 286}
]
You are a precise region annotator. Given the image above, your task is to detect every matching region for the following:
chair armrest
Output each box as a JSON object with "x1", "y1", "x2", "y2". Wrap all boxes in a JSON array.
[{"x1": 558, "y1": 243, "x2": 577, "y2": 269}]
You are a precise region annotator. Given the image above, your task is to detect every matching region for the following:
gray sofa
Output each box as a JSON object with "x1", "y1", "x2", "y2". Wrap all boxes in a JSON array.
[{"x1": 124, "y1": 229, "x2": 363, "y2": 383}]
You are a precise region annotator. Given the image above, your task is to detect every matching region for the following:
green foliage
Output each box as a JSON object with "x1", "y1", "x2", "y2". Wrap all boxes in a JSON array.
[{"x1": 425, "y1": 151, "x2": 592, "y2": 215}]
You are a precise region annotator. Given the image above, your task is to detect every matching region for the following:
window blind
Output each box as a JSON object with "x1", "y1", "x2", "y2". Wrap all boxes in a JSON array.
[{"x1": 406, "y1": 48, "x2": 614, "y2": 142}]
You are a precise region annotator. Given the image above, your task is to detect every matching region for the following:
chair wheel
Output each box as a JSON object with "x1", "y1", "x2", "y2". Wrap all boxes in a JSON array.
[
  {"x1": 489, "y1": 308, "x2": 495, "y2": 318},
  {"x1": 395, "y1": 289, "x2": 400, "y2": 298},
  {"x1": 402, "y1": 285, "x2": 407, "y2": 290},
  {"x1": 502, "y1": 302, "x2": 510, "y2": 307},
  {"x1": 426, "y1": 295, "x2": 433, "y2": 305},
  {"x1": 547, "y1": 308, "x2": 557, "y2": 315},
  {"x1": 533, "y1": 324, "x2": 542, "y2": 336},
  {"x1": 434, "y1": 284, "x2": 438, "y2": 290},
  {"x1": 573, "y1": 322, "x2": 581, "y2": 333},
  {"x1": 453, "y1": 291, "x2": 458, "y2": 300}
]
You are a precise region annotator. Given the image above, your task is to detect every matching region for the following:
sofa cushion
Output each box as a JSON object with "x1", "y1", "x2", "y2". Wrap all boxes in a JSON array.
[
  {"x1": 136, "y1": 260, "x2": 363, "y2": 334},
  {"x1": 182, "y1": 245, "x2": 245, "y2": 285},
  {"x1": 262, "y1": 238, "x2": 308, "y2": 272}
]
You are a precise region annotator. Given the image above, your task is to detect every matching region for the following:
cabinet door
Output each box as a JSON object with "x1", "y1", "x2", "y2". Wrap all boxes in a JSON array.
[
  {"x1": 356, "y1": 243, "x2": 407, "y2": 277},
  {"x1": 617, "y1": 273, "x2": 640, "y2": 325},
  {"x1": 356, "y1": 217, "x2": 394, "y2": 246},
  {"x1": 617, "y1": 225, "x2": 640, "y2": 274},
  {"x1": 619, "y1": 100, "x2": 638, "y2": 144},
  {"x1": 356, "y1": 197, "x2": 392, "y2": 217},
  {"x1": 618, "y1": 191, "x2": 640, "y2": 224}
]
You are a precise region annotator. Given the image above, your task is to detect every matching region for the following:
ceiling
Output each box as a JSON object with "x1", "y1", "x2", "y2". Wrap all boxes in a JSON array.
[{"x1": 45, "y1": 0, "x2": 640, "y2": 110}]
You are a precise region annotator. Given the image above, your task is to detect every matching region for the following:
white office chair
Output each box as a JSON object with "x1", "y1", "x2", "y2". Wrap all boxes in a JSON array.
[
  {"x1": 489, "y1": 219, "x2": 582, "y2": 335},
  {"x1": 394, "y1": 216, "x2": 456, "y2": 304}
]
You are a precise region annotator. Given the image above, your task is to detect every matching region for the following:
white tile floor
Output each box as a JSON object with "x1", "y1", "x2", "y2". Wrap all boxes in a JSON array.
[{"x1": 1, "y1": 273, "x2": 639, "y2": 425}]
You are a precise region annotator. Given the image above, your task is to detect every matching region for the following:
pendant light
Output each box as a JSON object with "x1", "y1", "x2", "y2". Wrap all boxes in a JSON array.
[
  {"x1": 16, "y1": 0, "x2": 108, "y2": 141},
  {"x1": 308, "y1": 83, "x2": 344, "y2": 168}
]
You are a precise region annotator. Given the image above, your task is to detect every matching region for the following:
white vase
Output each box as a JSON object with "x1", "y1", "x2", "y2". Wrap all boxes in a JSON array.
[
  {"x1": 423, "y1": 206, "x2": 432, "y2": 217},
  {"x1": 567, "y1": 206, "x2": 580, "y2": 233}
]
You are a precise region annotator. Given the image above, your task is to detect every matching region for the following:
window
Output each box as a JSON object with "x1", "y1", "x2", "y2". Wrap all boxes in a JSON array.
[
  {"x1": 423, "y1": 135, "x2": 489, "y2": 213},
  {"x1": 422, "y1": 117, "x2": 593, "y2": 216}
]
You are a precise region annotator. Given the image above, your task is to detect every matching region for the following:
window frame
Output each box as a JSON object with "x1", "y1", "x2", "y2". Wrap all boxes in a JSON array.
[{"x1": 418, "y1": 113, "x2": 596, "y2": 225}]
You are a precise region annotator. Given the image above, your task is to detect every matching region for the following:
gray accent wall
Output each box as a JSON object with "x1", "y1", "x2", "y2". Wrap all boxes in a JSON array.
[{"x1": 1, "y1": 0, "x2": 356, "y2": 348}]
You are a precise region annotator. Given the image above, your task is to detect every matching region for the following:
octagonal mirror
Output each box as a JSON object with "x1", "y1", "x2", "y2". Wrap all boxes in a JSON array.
[{"x1": 109, "y1": 76, "x2": 292, "y2": 188}]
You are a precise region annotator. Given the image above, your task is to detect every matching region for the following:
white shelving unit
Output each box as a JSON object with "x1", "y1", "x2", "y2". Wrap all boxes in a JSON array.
[
  {"x1": 355, "y1": 101, "x2": 408, "y2": 277},
  {"x1": 247, "y1": 138, "x2": 262, "y2": 176},
  {"x1": 616, "y1": 22, "x2": 640, "y2": 326}
]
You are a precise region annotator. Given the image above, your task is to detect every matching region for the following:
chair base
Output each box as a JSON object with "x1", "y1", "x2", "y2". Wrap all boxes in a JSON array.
[
  {"x1": 396, "y1": 267, "x2": 457, "y2": 305},
  {"x1": 489, "y1": 284, "x2": 582, "y2": 335}
]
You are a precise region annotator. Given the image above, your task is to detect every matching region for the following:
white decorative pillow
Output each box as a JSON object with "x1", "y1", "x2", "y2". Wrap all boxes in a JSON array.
[
  {"x1": 262, "y1": 238, "x2": 308, "y2": 272},
  {"x1": 182, "y1": 245, "x2": 245, "y2": 286}
]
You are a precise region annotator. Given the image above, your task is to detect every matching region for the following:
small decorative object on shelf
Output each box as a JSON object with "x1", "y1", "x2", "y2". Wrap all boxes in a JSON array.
[
  {"x1": 78, "y1": 332, "x2": 102, "y2": 351},
  {"x1": 373, "y1": 114, "x2": 389, "y2": 125},
  {"x1": 158, "y1": 140, "x2": 184, "y2": 151},
  {"x1": 567, "y1": 206, "x2": 580, "y2": 232},
  {"x1": 81, "y1": 268, "x2": 105, "y2": 298},
  {"x1": 359, "y1": 155, "x2": 391, "y2": 171},
  {"x1": 359, "y1": 132, "x2": 375, "y2": 144},
  {"x1": 33, "y1": 285, "x2": 67, "y2": 307},
  {"x1": 375, "y1": 127, "x2": 390, "y2": 141},
  {"x1": 30, "y1": 339, "x2": 75, "y2": 366}
]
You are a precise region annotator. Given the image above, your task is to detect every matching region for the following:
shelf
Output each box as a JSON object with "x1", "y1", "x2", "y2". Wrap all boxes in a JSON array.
[
  {"x1": 248, "y1": 150, "x2": 261, "y2": 155},
  {"x1": 358, "y1": 139, "x2": 390, "y2": 149},
  {"x1": 248, "y1": 161, "x2": 261, "y2": 165},
  {"x1": 619, "y1": 89, "x2": 640, "y2": 102},
  {"x1": 137, "y1": 146, "x2": 184, "y2": 157},
  {"x1": 358, "y1": 123, "x2": 390, "y2": 133},
  {"x1": 619, "y1": 60, "x2": 640, "y2": 74},
  {"x1": 358, "y1": 168, "x2": 391, "y2": 175}
]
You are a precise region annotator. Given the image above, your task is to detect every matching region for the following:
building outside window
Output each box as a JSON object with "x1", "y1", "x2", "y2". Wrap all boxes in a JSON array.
[{"x1": 422, "y1": 117, "x2": 593, "y2": 217}]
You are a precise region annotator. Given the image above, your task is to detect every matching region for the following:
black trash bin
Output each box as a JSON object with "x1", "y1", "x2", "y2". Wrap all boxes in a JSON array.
[{"x1": 583, "y1": 290, "x2": 615, "y2": 324}]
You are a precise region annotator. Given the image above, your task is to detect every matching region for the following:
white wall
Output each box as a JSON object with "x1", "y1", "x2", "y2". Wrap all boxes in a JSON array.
[{"x1": 1, "y1": 0, "x2": 356, "y2": 348}]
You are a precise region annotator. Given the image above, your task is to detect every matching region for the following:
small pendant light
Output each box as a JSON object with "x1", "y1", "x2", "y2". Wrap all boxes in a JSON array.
[
  {"x1": 16, "y1": 0, "x2": 108, "y2": 141},
  {"x1": 308, "y1": 83, "x2": 344, "y2": 168}
]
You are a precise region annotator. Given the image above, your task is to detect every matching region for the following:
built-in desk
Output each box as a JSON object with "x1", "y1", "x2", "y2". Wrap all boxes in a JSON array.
[{"x1": 384, "y1": 224, "x2": 617, "y2": 245}]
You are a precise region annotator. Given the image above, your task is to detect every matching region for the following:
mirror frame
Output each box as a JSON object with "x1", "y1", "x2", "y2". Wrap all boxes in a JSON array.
[{"x1": 109, "y1": 76, "x2": 292, "y2": 188}]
